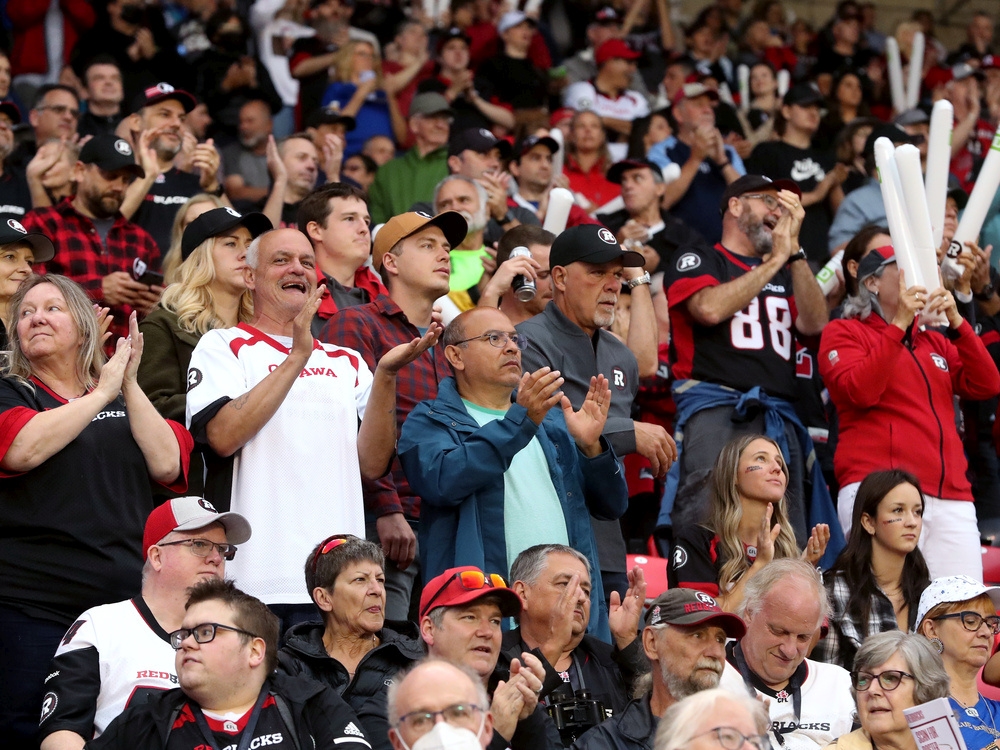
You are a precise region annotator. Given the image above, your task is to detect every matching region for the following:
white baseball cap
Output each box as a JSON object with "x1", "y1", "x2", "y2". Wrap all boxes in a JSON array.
[
  {"x1": 142, "y1": 497, "x2": 252, "y2": 560},
  {"x1": 915, "y1": 575, "x2": 1000, "y2": 628}
]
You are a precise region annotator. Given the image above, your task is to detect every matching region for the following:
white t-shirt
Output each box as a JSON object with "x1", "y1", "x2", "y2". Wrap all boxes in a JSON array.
[
  {"x1": 186, "y1": 323, "x2": 372, "y2": 604},
  {"x1": 563, "y1": 81, "x2": 650, "y2": 122},
  {"x1": 720, "y1": 657, "x2": 855, "y2": 750},
  {"x1": 40, "y1": 598, "x2": 176, "y2": 739}
]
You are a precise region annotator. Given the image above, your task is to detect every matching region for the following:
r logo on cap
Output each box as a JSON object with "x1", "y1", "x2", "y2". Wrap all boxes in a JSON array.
[
  {"x1": 225, "y1": 207, "x2": 241, "y2": 217},
  {"x1": 598, "y1": 228, "x2": 617, "y2": 245},
  {"x1": 6, "y1": 218, "x2": 25, "y2": 234},
  {"x1": 695, "y1": 591, "x2": 716, "y2": 605},
  {"x1": 479, "y1": 128, "x2": 492, "y2": 138},
  {"x1": 198, "y1": 498, "x2": 217, "y2": 512},
  {"x1": 114, "y1": 139, "x2": 132, "y2": 156}
]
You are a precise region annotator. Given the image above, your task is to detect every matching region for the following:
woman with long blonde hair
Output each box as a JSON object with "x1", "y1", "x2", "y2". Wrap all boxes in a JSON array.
[
  {"x1": 160, "y1": 194, "x2": 228, "y2": 285},
  {"x1": 669, "y1": 433, "x2": 830, "y2": 611},
  {"x1": 138, "y1": 207, "x2": 270, "y2": 421}
]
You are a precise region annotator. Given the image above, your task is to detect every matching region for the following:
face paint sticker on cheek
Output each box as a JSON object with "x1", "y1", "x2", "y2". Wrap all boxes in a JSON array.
[
  {"x1": 745, "y1": 466, "x2": 763, "y2": 472},
  {"x1": 882, "y1": 518, "x2": 903, "y2": 524}
]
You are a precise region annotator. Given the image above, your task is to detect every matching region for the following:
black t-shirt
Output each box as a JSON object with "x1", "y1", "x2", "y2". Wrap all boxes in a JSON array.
[
  {"x1": 811, "y1": 47, "x2": 874, "y2": 79},
  {"x1": 0, "y1": 378, "x2": 155, "y2": 625},
  {"x1": 78, "y1": 111, "x2": 123, "y2": 140},
  {"x1": 744, "y1": 141, "x2": 835, "y2": 264},
  {"x1": 282, "y1": 200, "x2": 302, "y2": 228},
  {"x1": 418, "y1": 77, "x2": 492, "y2": 133},
  {"x1": 0, "y1": 165, "x2": 32, "y2": 218},
  {"x1": 595, "y1": 207, "x2": 708, "y2": 271},
  {"x1": 291, "y1": 37, "x2": 338, "y2": 124},
  {"x1": 132, "y1": 168, "x2": 204, "y2": 258},
  {"x1": 475, "y1": 54, "x2": 548, "y2": 109},
  {"x1": 664, "y1": 242, "x2": 800, "y2": 400},
  {"x1": 669, "y1": 524, "x2": 757, "y2": 595}
]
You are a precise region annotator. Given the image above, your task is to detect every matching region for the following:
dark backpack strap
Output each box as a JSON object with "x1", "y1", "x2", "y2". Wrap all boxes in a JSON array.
[
  {"x1": 162, "y1": 705, "x2": 185, "y2": 750},
  {"x1": 273, "y1": 694, "x2": 305, "y2": 750}
]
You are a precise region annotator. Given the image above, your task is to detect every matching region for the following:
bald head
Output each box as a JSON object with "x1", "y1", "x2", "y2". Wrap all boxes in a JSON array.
[{"x1": 388, "y1": 660, "x2": 493, "y2": 750}]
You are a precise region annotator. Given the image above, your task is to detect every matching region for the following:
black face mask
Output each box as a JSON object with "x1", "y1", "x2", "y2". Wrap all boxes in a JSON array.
[{"x1": 216, "y1": 31, "x2": 247, "y2": 54}]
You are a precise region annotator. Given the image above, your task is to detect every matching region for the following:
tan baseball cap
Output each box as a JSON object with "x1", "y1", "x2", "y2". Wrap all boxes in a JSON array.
[{"x1": 372, "y1": 211, "x2": 468, "y2": 272}]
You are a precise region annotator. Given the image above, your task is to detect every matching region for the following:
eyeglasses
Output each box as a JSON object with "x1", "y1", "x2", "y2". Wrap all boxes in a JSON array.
[
  {"x1": 691, "y1": 727, "x2": 771, "y2": 750},
  {"x1": 741, "y1": 193, "x2": 781, "y2": 211},
  {"x1": 932, "y1": 610, "x2": 1000, "y2": 634},
  {"x1": 168, "y1": 622, "x2": 259, "y2": 650},
  {"x1": 157, "y1": 538, "x2": 237, "y2": 561},
  {"x1": 397, "y1": 704, "x2": 484, "y2": 735},
  {"x1": 36, "y1": 104, "x2": 80, "y2": 119},
  {"x1": 422, "y1": 570, "x2": 508, "y2": 614},
  {"x1": 851, "y1": 669, "x2": 915, "y2": 691},
  {"x1": 309, "y1": 534, "x2": 352, "y2": 574},
  {"x1": 451, "y1": 331, "x2": 528, "y2": 350}
]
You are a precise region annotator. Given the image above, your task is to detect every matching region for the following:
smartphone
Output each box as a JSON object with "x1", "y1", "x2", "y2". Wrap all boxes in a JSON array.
[{"x1": 135, "y1": 270, "x2": 164, "y2": 287}]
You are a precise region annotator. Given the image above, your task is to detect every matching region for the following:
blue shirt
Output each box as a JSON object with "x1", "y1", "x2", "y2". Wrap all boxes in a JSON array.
[
  {"x1": 950, "y1": 695, "x2": 1000, "y2": 750},
  {"x1": 322, "y1": 82, "x2": 392, "y2": 157}
]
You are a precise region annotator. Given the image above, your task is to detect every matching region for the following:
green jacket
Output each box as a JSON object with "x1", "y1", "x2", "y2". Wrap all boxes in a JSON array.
[{"x1": 368, "y1": 145, "x2": 449, "y2": 224}]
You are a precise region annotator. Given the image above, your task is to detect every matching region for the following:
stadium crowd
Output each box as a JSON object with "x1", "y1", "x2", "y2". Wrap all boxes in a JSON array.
[{"x1": 8, "y1": 0, "x2": 1000, "y2": 749}]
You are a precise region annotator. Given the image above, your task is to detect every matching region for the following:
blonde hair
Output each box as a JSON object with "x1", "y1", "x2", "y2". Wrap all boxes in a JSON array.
[
  {"x1": 709, "y1": 433, "x2": 800, "y2": 590},
  {"x1": 6, "y1": 274, "x2": 105, "y2": 390},
  {"x1": 332, "y1": 40, "x2": 383, "y2": 84},
  {"x1": 161, "y1": 194, "x2": 228, "y2": 285},
  {"x1": 159, "y1": 236, "x2": 253, "y2": 336}
]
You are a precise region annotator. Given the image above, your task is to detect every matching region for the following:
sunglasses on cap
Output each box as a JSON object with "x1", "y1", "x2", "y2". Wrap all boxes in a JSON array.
[{"x1": 423, "y1": 570, "x2": 509, "y2": 613}]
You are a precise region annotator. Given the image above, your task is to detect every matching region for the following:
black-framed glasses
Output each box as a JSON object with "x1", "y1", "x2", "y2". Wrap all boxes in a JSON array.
[
  {"x1": 451, "y1": 331, "x2": 528, "y2": 350},
  {"x1": 851, "y1": 669, "x2": 915, "y2": 691},
  {"x1": 157, "y1": 538, "x2": 237, "y2": 561},
  {"x1": 741, "y1": 193, "x2": 781, "y2": 211},
  {"x1": 397, "y1": 704, "x2": 484, "y2": 735},
  {"x1": 36, "y1": 104, "x2": 80, "y2": 119},
  {"x1": 932, "y1": 611, "x2": 1000, "y2": 634},
  {"x1": 691, "y1": 727, "x2": 771, "y2": 750},
  {"x1": 168, "y1": 622, "x2": 260, "y2": 650}
]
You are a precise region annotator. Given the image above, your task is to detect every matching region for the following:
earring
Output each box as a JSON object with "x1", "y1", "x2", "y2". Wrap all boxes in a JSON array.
[{"x1": 930, "y1": 638, "x2": 944, "y2": 654}]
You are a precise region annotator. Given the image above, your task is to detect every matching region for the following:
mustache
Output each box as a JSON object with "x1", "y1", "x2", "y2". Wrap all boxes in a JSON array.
[{"x1": 693, "y1": 657, "x2": 723, "y2": 674}]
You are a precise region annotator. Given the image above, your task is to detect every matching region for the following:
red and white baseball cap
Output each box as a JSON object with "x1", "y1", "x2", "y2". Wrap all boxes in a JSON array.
[{"x1": 142, "y1": 497, "x2": 251, "y2": 560}]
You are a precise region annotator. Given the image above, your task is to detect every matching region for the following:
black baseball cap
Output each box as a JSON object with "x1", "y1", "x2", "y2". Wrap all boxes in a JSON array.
[
  {"x1": 606, "y1": 158, "x2": 663, "y2": 184},
  {"x1": 593, "y1": 5, "x2": 621, "y2": 24},
  {"x1": 783, "y1": 83, "x2": 824, "y2": 107},
  {"x1": 79, "y1": 135, "x2": 145, "y2": 179},
  {"x1": 0, "y1": 100, "x2": 21, "y2": 125},
  {"x1": 719, "y1": 174, "x2": 802, "y2": 214},
  {"x1": 437, "y1": 26, "x2": 471, "y2": 53},
  {"x1": 948, "y1": 186, "x2": 969, "y2": 210},
  {"x1": 0, "y1": 216, "x2": 54, "y2": 262},
  {"x1": 131, "y1": 82, "x2": 197, "y2": 115},
  {"x1": 448, "y1": 127, "x2": 512, "y2": 159},
  {"x1": 644, "y1": 589, "x2": 747, "y2": 639},
  {"x1": 306, "y1": 103, "x2": 357, "y2": 131},
  {"x1": 513, "y1": 133, "x2": 559, "y2": 161},
  {"x1": 549, "y1": 224, "x2": 645, "y2": 269},
  {"x1": 181, "y1": 207, "x2": 273, "y2": 261},
  {"x1": 862, "y1": 124, "x2": 924, "y2": 161}
]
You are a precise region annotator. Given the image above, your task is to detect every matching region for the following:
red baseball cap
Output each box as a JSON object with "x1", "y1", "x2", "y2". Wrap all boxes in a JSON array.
[
  {"x1": 595, "y1": 39, "x2": 641, "y2": 67},
  {"x1": 142, "y1": 497, "x2": 251, "y2": 560},
  {"x1": 419, "y1": 566, "x2": 522, "y2": 619}
]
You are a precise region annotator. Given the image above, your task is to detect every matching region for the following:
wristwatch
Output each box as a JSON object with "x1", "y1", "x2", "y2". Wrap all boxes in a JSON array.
[
  {"x1": 626, "y1": 271, "x2": 652, "y2": 289},
  {"x1": 787, "y1": 249, "x2": 808, "y2": 265}
]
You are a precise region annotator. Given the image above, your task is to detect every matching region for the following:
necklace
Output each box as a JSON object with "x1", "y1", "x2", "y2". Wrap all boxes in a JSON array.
[{"x1": 951, "y1": 693, "x2": 1000, "y2": 737}]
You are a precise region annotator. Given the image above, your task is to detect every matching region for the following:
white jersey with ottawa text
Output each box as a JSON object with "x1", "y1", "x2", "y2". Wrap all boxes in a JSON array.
[{"x1": 186, "y1": 323, "x2": 372, "y2": 604}]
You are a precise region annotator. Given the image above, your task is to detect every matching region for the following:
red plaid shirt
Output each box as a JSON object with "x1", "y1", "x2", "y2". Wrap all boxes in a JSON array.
[
  {"x1": 319, "y1": 294, "x2": 452, "y2": 520},
  {"x1": 24, "y1": 198, "x2": 161, "y2": 343}
]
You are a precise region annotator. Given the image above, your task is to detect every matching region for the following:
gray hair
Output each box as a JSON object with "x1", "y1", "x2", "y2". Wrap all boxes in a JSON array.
[
  {"x1": 842, "y1": 265, "x2": 888, "y2": 321},
  {"x1": 852, "y1": 631, "x2": 949, "y2": 706},
  {"x1": 509, "y1": 544, "x2": 590, "y2": 586},
  {"x1": 386, "y1": 658, "x2": 489, "y2": 727},
  {"x1": 245, "y1": 230, "x2": 277, "y2": 269},
  {"x1": 654, "y1": 688, "x2": 770, "y2": 750},
  {"x1": 738, "y1": 558, "x2": 830, "y2": 625}
]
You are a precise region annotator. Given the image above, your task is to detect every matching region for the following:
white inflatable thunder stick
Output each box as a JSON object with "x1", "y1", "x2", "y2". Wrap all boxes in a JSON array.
[
  {"x1": 542, "y1": 188, "x2": 574, "y2": 234},
  {"x1": 947, "y1": 122, "x2": 1000, "y2": 279},
  {"x1": 885, "y1": 37, "x2": 906, "y2": 114},
  {"x1": 925, "y1": 100, "x2": 954, "y2": 249},
  {"x1": 906, "y1": 32, "x2": 925, "y2": 110},
  {"x1": 549, "y1": 127, "x2": 564, "y2": 184},
  {"x1": 738, "y1": 64, "x2": 750, "y2": 113}
]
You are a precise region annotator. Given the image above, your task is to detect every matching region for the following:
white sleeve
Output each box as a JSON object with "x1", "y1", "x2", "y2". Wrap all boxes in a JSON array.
[
  {"x1": 564, "y1": 81, "x2": 598, "y2": 111},
  {"x1": 185, "y1": 330, "x2": 250, "y2": 428}
]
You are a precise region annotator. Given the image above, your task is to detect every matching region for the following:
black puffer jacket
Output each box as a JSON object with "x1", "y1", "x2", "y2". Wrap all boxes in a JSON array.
[{"x1": 277, "y1": 620, "x2": 424, "y2": 750}]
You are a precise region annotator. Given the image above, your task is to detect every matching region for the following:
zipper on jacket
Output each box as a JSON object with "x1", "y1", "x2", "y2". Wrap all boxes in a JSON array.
[{"x1": 908, "y1": 347, "x2": 947, "y2": 497}]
